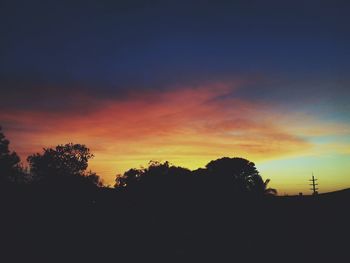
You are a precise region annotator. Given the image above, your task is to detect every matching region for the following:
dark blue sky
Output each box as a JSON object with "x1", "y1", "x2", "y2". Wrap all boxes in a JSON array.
[{"x1": 1, "y1": 0, "x2": 349, "y2": 117}]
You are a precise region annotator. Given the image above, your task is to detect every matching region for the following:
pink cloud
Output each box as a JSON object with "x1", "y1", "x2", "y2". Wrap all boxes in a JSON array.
[{"x1": 1, "y1": 81, "x2": 315, "y2": 184}]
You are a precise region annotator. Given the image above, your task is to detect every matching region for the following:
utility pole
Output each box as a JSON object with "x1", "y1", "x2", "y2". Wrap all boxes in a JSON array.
[{"x1": 309, "y1": 173, "x2": 318, "y2": 195}]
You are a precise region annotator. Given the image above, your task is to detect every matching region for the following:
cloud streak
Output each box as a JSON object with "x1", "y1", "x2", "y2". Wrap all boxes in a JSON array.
[{"x1": 1, "y1": 80, "x2": 348, "y2": 186}]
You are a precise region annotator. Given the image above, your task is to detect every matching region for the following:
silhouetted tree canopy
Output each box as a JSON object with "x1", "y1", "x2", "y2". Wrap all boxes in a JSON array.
[
  {"x1": 27, "y1": 143, "x2": 102, "y2": 188},
  {"x1": 204, "y1": 157, "x2": 274, "y2": 195},
  {"x1": 0, "y1": 126, "x2": 24, "y2": 184},
  {"x1": 116, "y1": 161, "x2": 193, "y2": 194},
  {"x1": 1, "y1": 123, "x2": 276, "y2": 196},
  {"x1": 116, "y1": 157, "x2": 276, "y2": 196}
]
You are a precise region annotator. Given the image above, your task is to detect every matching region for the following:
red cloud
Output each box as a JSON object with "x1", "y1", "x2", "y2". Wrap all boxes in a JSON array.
[{"x1": 1, "y1": 82, "x2": 312, "y2": 184}]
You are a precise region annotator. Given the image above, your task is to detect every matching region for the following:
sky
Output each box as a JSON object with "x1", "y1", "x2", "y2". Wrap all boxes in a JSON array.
[{"x1": 1, "y1": 0, "x2": 350, "y2": 194}]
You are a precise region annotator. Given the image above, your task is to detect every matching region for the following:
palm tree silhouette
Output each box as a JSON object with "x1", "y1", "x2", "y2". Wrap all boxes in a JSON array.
[
  {"x1": 250, "y1": 176, "x2": 277, "y2": 196},
  {"x1": 261, "y1": 179, "x2": 277, "y2": 196}
]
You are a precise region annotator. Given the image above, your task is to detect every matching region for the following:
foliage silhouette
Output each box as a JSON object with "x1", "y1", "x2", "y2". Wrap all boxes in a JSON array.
[
  {"x1": 204, "y1": 157, "x2": 277, "y2": 196},
  {"x1": 116, "y1": 161, "x2": 193, "y2": 197},
  {"x1": 0, "y1": 126, "x2": 25, "y2": 184},
  {"x1": 27, "y1": 143, "x2": 102, "y2": 188},
  {"x1": 115, "y1": 157, "x2": 276, "y2": 197},
  {"x1": 253, "y1": 178, "x2": 278, "y2": 196},
  {"x1": 0, "y1": 124, "x2": 348, "y2": 262}
]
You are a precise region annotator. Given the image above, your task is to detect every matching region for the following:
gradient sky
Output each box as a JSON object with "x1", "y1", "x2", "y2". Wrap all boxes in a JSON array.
[{"x1": 1, "y1": 0, "x2": 350, "y2": 194}]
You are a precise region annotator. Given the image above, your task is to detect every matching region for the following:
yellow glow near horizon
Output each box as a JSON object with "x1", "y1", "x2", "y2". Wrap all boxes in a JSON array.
[{"x1": 2, "y1": 84, "x2": 350, "y2": 194}]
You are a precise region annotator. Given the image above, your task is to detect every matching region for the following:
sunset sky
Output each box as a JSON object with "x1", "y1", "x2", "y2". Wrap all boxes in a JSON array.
[{"x1": 1, "y1": 1, "x2": 349, "y2": 194}]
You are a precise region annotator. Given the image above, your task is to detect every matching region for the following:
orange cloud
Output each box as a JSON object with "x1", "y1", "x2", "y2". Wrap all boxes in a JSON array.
[{"x1": 1, "y1": 82, "x2": 315, "y2": 185}]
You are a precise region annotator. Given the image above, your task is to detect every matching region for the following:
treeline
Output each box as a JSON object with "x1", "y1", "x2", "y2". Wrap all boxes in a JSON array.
[
  {"x1": 3, "y1": 127, "x2": 349, "y2": 262},
  {"x1": 0, "y1": 126, "x2": 276, "y2": 196},
  {"x1": 0, "y1": 127, "x2": 102, "y2": 189}
]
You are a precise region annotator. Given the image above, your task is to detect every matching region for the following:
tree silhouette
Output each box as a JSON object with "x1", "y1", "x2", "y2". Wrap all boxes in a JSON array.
[
  {"x1": 115, "y1": 161, "x2": 192, "y2": 195},
  {"x1": 0, "y1": 126, "x2": 24, "y2": 184},
  {"x1": 115, "y1": 157, "x2": 276, "y2": 197},
  {"x1": 115, "y1": 167, "x2": 144, "y2": 188},
  {"x1": 27, "y1": 143, "x2": 102, "y2": 187},
  {"x1": 204, "y1": 157, "x2": 264, "y2": 194}
]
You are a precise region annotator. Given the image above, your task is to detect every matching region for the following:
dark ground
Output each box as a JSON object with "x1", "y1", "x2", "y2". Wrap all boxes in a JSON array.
[{"x1": 1, "y1": 187, "x2": 349, "y2": 262}]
